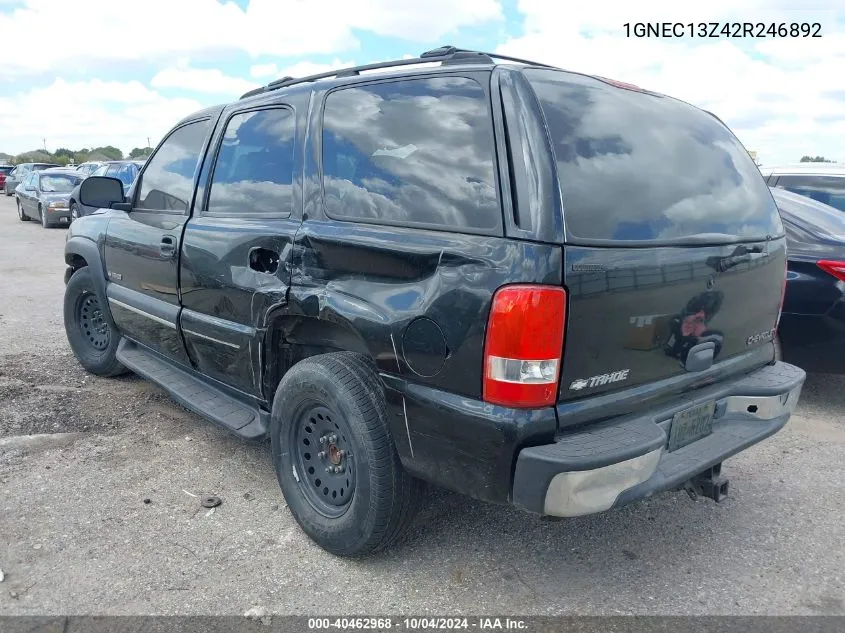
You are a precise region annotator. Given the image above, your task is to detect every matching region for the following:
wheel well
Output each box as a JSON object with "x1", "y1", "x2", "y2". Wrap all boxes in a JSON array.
[
  {"x1": 262, "y1": 316, "x2": 372, "y2": 401},
  {"x1": 66, "y1": 253, "x2": 88, "y2": 270}
]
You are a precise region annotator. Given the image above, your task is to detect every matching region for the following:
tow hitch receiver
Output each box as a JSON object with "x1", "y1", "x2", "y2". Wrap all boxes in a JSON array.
[{"x1": 685, "y1": 463, "x2": 730, "y2": 502}]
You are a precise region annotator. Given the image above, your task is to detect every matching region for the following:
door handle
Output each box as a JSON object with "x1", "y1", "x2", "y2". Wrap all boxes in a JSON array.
[
  {"x1": 249, "y1": 247, "x2": 280, "y2": 274},
  {"x1": 160, "y1": 235, "x2": 176, "y2": 256}
]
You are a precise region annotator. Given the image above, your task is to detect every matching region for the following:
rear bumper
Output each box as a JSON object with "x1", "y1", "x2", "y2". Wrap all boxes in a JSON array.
[
  {"x1": 46, "y1": 207, "x2": 71, "y2": 222},
  {"x1": 512, "y1": 362, "x2": 805, "y2": 517}
]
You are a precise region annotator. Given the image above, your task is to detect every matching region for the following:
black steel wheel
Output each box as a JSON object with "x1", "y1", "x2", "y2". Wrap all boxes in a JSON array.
[
  {"x1": 291, "y1": 404, "x2": 355, "y2": 518},
  {"x1": 270, "y1": 352, "x2": 422, "y2": 556},
  {"x1": 77, "y1": 293, "x2": 110, "y2": 351},
  {"x1": 64, "y1": 267, "x2": 127, "y2": 376}
]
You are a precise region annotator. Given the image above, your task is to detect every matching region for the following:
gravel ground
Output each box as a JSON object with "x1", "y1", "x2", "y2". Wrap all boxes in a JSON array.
[{"x1": 0, "y1": 194, "x2": 843, "y2": 616}]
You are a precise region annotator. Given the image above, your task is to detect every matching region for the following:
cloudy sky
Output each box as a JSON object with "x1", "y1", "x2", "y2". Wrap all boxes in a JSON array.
[{"x1": 0, "y1": 0, "x2": 843, "y2": 165}]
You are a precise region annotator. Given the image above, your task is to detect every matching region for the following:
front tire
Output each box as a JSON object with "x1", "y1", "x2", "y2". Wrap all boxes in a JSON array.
[
  {"x1": 63, "y1": 267, "x2": 127, "y2": 376},
  {"x1": 70, "y1": 201, "x2": 79, "y2": 222},
  {"x1": 40, "y1": 205, "x2": 51, "y2": 228},
  {"x1": 17, "y1": 199, "x2": 27, "y2": 221},
  {"x1": 270, "y1": 352, "x2": 421, "y2": 556}
]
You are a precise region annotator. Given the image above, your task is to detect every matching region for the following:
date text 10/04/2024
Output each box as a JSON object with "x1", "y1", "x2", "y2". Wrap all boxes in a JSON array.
[
  {"x1": 308, "y1": 618, "x2": 528, "y2": 630},
  {"x1": 624, "y1": 22, "x2": 822, "y2": 38}
]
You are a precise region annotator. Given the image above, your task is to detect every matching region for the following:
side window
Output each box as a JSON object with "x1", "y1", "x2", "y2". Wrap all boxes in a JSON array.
[
  {"x1": 206, "y1": 108, "x2": 295, "y2": 217},
  {"x1": 321, "y1": 76, "x2": 500, "y2": 231},
  {"x1": 777, "y1": 175, "x2": 845, "y2": 212},
  {"x1": 105, "y1": 164, "x2": 120, "y2": 178},
  {"x1": 136, "y1": 119, "x2": 211, "y2": 212}
]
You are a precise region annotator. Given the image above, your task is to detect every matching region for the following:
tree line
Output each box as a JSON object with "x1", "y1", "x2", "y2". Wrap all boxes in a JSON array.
[{"x1": 2, "y1": 146, "x2": 153, "y2": 165}]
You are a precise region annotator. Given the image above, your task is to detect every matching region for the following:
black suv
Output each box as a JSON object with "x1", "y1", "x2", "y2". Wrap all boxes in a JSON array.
[{"x1": 63, "y1": 47, "x2": 805, "y2": 556}]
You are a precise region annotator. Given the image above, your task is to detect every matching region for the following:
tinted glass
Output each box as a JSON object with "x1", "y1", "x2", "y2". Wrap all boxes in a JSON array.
[
  {"x1": 207, "y1": 108, "x2": 295, "y2": 216},
  {"x1": 105, "y1": 165, "x2": 120, "y2": 178},
  {"x1": 40, "y1": 174, "x2": 81, "y2": 192},
  {"x1": 777, "y1": 175, "x2": 845, "y2": 213},
  {"x1": 33, "y1": 164, "x2": 57, "y2": 171},
  {"x1": 0, "y1": 167, "x2": 12, "y2": 174},
  {"x1": 526, "y1": 69, "x2": 782, "y2": 243},
  {"x1": 137, "y1": 119, "x2": 210, "y2": 212},
  {"x1": 92, "y1": 165, "x2": 109, "y2": 176},
  {"x1": 322, "y1": 77, "x2": 500, "y2": 231}
]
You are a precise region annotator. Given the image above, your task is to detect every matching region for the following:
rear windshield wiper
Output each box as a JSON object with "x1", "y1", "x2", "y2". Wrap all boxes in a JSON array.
[{"x1": 706, "y1": 245, "x2": 768, "y2": 272}]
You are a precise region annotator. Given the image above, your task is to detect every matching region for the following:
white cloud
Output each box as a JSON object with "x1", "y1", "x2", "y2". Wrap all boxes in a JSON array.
[
  {"x1": 498, "y1": 1, "x2": 845, "y2": 164},
  {"x1": 0, "y1": 0, "x2": 502, "y2": 78},
  {"x1": 249, "y1": 59, "x2": 356, "y2": 81},
  {"x1": 0, "y1": 79, "x2": 205, "y2": 155},
  {"x1": 151, "y1": 66, "x2": 257, "y2": 96}
]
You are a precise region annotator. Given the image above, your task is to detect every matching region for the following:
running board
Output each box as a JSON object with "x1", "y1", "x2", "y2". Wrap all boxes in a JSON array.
[{"x1": 116, "y1": 339, "x2": 269, "y2": 441}]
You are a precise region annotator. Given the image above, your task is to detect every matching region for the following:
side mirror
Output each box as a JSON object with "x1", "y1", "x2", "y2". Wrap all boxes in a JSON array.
[
  {"x1": 79, "y1": 176, "x2": 125, "y2": 210},
  {"x1": 24, "y1": 185, "x2": 36, "y2": 191}
]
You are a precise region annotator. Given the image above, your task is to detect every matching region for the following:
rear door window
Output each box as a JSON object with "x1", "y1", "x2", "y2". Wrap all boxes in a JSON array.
[
  {"x1": 206, "y1": 107, "x2": 295, "y2": 217},
  {"x1": 525, "y1": 69, "x2": 782, "y2": 244},
  {"x1": 321, "y1": 76, "x2": 500, "y2": 232},
  {"x1": 776, "y1": 175, "x2": 845, "y2": 212}
]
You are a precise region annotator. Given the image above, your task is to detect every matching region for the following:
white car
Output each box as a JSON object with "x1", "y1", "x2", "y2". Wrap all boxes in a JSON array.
[{"x1": 760, "y1": 163, "x2": 845, "y2": 213}]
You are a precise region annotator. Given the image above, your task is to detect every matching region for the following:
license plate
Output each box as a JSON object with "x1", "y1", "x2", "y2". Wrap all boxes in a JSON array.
[{"x1": 668, "y1": 401, "x2": 715, "y2": 451}]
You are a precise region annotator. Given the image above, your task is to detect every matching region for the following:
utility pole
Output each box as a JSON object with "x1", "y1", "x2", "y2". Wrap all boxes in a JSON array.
[
  {"x1": 43, "y1": 138, "x2": 47, "y2": 152},
  {"x1": 147, "y1": 137, "x2": 151, "y2": 149}
]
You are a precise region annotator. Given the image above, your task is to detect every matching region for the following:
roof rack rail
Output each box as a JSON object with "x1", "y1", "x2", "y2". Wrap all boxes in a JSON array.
[{"x1": 239, "y1": 45, "x2": 559, "y2": 99}]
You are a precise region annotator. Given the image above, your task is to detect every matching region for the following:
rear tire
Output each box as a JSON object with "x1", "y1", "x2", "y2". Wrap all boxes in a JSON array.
[
  {"x1": 270, "y1": 352, "x2": 421, "y2": 556},
  {"x1": 63, "y1": 267, "x2": 127, "y2": 376},
  {"x1": 17, "y1": 199, "x2": 27, "y2": 221}
]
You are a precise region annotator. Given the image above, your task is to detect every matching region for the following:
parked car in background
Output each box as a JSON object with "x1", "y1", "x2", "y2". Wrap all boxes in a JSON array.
[
  {"x1": 4, "y1": 162, "x2": 60, "y2": 196},
  {"x1": 761, "y1": 163, "x2": 845, "y2": 212},
  {"x1": 771, "y1": 186, "x2": 845, "y2": 374},
  {"x1": 0, "y1": 164, "x2": 13, "y2": 191},
  {"x1": 64, "y1": 47, "x2": 803, "y2": 556},
  {"x1": 15, "y1": 169, "x2": 82, "y2": 227},
  {"x1": 75, "y1": 161, "x2": 106, "y2": 176},
  {"x1": 68, "y1": 160, "x2": 144, "y2": 220}
]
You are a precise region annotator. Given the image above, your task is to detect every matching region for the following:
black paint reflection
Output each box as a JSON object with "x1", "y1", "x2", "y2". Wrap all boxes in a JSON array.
[{"x1": 663, "y1": 291, "x2": 725, "y2": 366}]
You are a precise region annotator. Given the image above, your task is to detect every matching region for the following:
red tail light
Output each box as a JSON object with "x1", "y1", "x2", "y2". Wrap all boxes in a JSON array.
[
  {"x1": 483, "y1": 285, "x2": 566, "y2": 408},
  {"x1": 817, "y1": 260, "x2": 845, "y2": 283}
]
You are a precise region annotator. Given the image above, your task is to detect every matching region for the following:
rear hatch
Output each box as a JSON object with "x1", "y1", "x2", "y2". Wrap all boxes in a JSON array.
[{"x1": 524, "y1": 69, "x2": 786, "y2": 401}]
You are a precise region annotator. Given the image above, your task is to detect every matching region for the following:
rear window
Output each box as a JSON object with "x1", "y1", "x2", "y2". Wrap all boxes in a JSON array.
[
  {"x1": 525, "y1": 69, "x2": 782, "y2": 244},
  {"x1": 0, "y1": 167, "x2": 12, "y2": 174}
]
